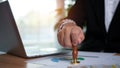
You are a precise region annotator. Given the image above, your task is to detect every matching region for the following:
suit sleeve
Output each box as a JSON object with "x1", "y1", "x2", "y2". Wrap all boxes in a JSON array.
[{"x1": 66, "y1": 0, "x2": 86, "y2": 28}]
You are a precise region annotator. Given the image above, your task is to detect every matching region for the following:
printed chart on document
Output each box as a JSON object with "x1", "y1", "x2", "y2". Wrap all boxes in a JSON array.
[{"x1": 26, "y1": 51, "x2": 120, "y2": 68}]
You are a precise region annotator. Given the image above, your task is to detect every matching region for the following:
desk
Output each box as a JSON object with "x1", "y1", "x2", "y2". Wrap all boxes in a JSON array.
[
  {"x1": 0, "y1": 53, "x2": 120, "y2": 68},
  {"x1": 0, "y1": 54, "x2": 43, "y2": 68}
]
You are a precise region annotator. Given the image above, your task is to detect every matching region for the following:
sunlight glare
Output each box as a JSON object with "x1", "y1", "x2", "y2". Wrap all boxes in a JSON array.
[{"x1": 9, "y1": 0, "x2": 56, "y2": 18}]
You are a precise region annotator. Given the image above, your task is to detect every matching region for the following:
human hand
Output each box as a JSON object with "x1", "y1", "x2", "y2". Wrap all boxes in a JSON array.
[{"x1": 57, "y1": 23, "x2": 85, "y2": 48}]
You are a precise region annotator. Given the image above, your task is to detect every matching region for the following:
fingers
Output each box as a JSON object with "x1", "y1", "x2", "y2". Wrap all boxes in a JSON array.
[
  {"x1": 71, "y1": 28, "x2": 79, "y2": 46},
  {"x1": 57, "y1": 28, "x2": 65, "y2": 47},
  {"x1": 57, "y1": 25, "x2": 73, "y2": 48},
  {"x1": 57, "y1": 25, "x2": 85, "y2": 48},
  {"x1": 64, "y1": 26, "x2": 73, "y2": 48},
  {"x1": 71, "y1": 26, "x2": 84, "y2": 46},
  {"x1": 77, "y1": 27, "x2": 85, "y2": 44}
]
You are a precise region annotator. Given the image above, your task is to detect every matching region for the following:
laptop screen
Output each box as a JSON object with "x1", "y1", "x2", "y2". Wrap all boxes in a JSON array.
[{"x1": 0, "y1": 0, "x2": 23, "y2": 52}]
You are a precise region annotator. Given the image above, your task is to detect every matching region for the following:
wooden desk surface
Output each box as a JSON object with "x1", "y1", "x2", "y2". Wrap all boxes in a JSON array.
[
  {"x1": 0, "y1": 53, "x2": 120, "y2": 68},
  {"x1": 0, "y1": 54, "x2": 43, "y2": 68}
]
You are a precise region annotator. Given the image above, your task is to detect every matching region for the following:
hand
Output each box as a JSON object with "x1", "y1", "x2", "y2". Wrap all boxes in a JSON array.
[{"x1": 57, "y1": 23, "x2": 85, "y2": 48}]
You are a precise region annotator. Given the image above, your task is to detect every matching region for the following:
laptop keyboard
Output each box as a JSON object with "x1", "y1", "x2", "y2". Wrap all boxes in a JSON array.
[{"x1": 24, "y1": 46, "x2": 65, "y2": 57}]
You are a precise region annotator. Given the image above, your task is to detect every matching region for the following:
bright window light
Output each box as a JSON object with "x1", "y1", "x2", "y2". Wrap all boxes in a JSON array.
[{"x1": 8, "y1": 0, "x2": 58, "y2": 48}]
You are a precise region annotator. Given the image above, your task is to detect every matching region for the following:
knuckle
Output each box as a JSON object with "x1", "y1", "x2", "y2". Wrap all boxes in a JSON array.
[
  {"x1": 64, "y1": 43, "x2": 72, "y2": 48},
  {"x1": 64, "y1": 26, "x2": 71, "y2": 32},
  {"x1": 71, "y1": 30, "x2": 77, "y2": 35}
]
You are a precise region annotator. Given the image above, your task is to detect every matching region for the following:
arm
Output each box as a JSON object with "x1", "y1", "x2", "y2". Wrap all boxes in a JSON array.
[
  {"x1": 66, "y1": 0, "x2": 86, "y2": 28},
  {"x1": 54, "y1": 0, "x2": 86, "y2": 30},
  {"x1": 56, "y1": 0, "x2": 86, "y2": 48}
]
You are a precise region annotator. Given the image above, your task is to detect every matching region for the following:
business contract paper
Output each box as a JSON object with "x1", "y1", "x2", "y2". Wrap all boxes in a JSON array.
[{"x1": 26, "y1": 51, "x2": 120, "y2": 68}]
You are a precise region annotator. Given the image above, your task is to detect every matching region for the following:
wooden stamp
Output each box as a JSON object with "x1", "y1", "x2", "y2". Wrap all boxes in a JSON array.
[{"x1": 71, "y1": 45, "x2": 80, "y2": 64}]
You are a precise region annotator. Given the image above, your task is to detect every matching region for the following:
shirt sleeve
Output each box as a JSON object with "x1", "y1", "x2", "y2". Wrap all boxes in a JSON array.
[{"x1": 66, "y1": 0, "x2": 87, "y2": 28}]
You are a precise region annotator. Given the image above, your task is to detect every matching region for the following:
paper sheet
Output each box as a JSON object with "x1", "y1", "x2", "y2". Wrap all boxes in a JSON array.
[{"x1": 26, "y1": 51, "x2": 120, "y2": 68}]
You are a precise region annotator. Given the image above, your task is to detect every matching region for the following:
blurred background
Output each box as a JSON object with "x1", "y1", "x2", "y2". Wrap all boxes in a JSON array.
[{"x1": 8, "y1": 0, "x2": 75, "y2": 51}]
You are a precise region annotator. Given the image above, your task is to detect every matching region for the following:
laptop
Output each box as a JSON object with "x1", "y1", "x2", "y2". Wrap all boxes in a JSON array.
[{"x1": 0, "y1": 0, "x2": 69, "y2": 58}]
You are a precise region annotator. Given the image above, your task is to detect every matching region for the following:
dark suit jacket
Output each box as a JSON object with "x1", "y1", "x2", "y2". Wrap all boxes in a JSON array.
[{"x1": 67, "y1": 0, "x2": 120, "y2": 53}]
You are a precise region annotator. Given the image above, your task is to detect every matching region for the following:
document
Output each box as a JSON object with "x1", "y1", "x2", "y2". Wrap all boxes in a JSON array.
[{"x1": 26, "y1": 51, "x2": 120, "y2": 68}]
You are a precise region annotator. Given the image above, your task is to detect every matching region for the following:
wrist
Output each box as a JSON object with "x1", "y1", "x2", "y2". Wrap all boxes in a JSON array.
[{"x1": 57, "y1": 19, "x2": 76, "y2": 32}]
